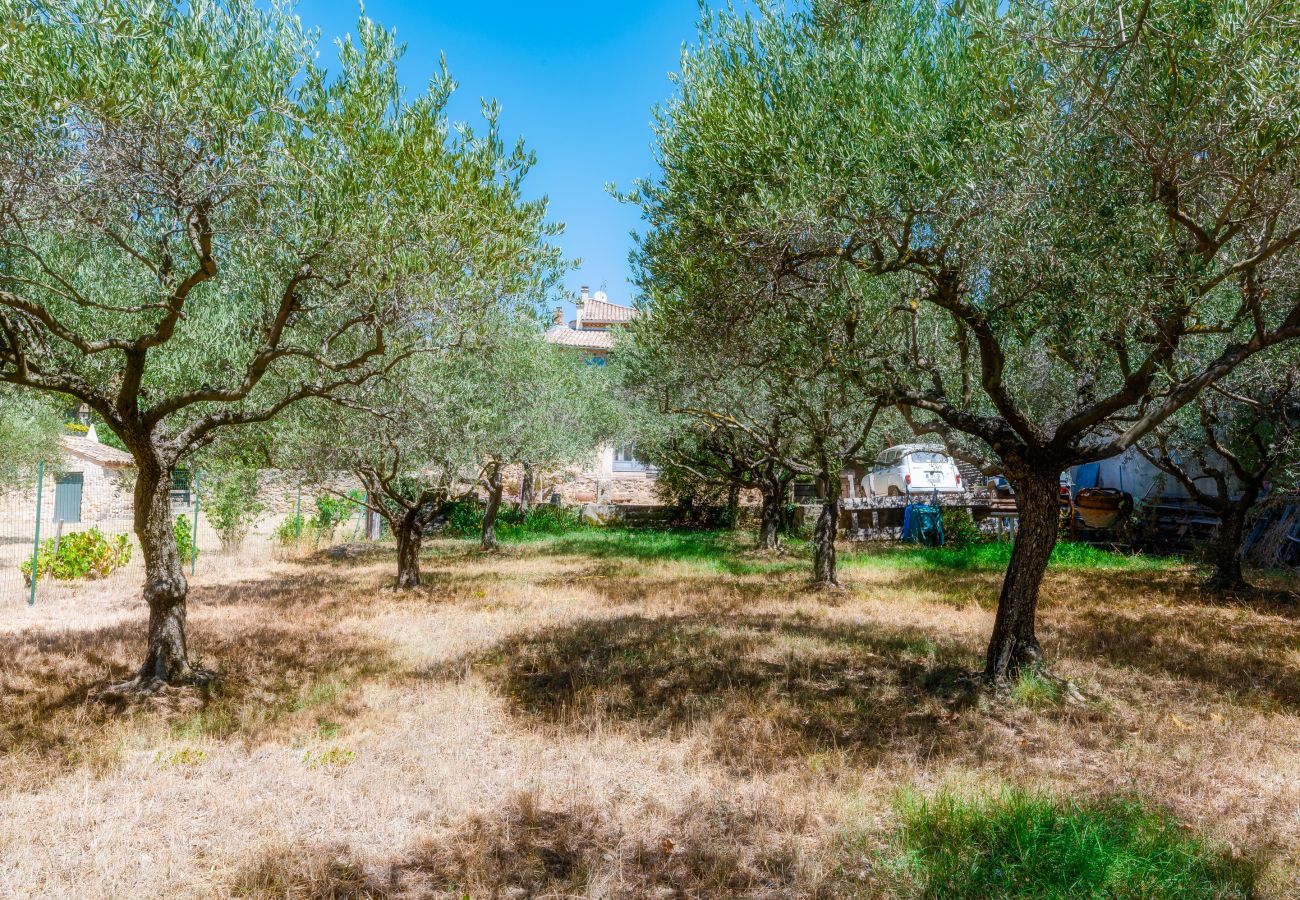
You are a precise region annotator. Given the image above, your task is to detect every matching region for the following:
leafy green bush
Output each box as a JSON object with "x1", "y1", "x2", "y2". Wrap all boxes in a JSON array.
[
  {"x1": 443, "y1": 500, "x2": 583, "y2": 540},
  {"x1": 442, "y1": 499, "x2": 483, "y2": 537},
  {"x1": 893, "y1": 788, "x2": 1256, "y2": 899},
  {"x1": 174, "y1": 515, "x2": 195, "y2": 565},
  {"x1": 940, "y1": 508, "x2": 985, "y2": 549},
  {"x1": 652, "y1": 462, "x2": 739, "y2": 528},
  {"x1": 313, "y1": 494, "x2": 355, "y2": 541},
  {"x1": 21, "y1": 527, "x2": 132, "y2": 585},
  {"x1": 204, "y1": 468, "x2": 263, "y2": 552},
  {"x1": 274, "y1": 514, "x2": 305, "y2": 548}
]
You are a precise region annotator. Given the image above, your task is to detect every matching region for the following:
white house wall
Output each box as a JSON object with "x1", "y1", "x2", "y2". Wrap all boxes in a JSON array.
[{"x1": 1068, "y1": 446, "x2": 1244, "y2": 503}]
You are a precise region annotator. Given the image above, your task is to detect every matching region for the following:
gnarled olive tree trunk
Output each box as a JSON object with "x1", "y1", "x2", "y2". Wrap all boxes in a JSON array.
[
  {"x1": 124, "y1": 452, "x2": 194, "y2": 688},
  {"x1": 1208, "y1": 487, "x2": 1259, "y2": 593},
  {"x1": 759, "y1": 490, "x2": 783, "y2": 551},
  {"x1": 757, "y1": 471, "x2": 790, "y2": 551},
  {"x1": 812, "y1": 471, "x2": 841, "y2": 587},
  {"x1": 519, "y1": 462, "x2": 536, "y2": 514},
  {"x1": 394, "y1": 504, "x2": 426, "y2": 590},
  {"x1": 482, "y1": 462, "x2": 504, "y2": 551},
  {"x1": 984, "y1": 467, "x2": 1060, "y2": 680}
]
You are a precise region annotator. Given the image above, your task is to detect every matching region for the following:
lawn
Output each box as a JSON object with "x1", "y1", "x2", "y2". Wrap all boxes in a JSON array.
[{"x1": 0, "y1": 530, "x2": 1295, "y2": 897}]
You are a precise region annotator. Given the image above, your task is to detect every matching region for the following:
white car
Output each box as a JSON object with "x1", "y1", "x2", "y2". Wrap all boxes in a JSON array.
[{"x1": 864, "y1": 444, "x2": 964, "y2": 497}]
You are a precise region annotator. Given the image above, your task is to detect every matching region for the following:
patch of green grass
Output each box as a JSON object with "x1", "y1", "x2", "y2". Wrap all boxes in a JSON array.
[
  {"x1": 167, "y1": 677, "x2": 354, "y2": 743},
  {"x1": 541, "y1": 528, "x2": 731, "y2": 560},
  {"x1": 1010, "y1": 669, "x2": 1062, "y2": 706},
  {"x1": 170, "y1": 705, "x2": 237, "y2": 741},
  {"x1": 845, "y1": 540, "x2": 1180, "y2": 574},
  {"x1": 536, "y1": 528, "x2": 806, "y2": 576},
  {"x1": 290, "y1": 678, "x2": 348, "y2": 712},
  {"x1": 452, "y1": 525, "x2": 1182, "y2": 579},
  {"x1": 303, "y1": 746, "x2": 355, "y2": 769},
  {"x1": 545, "y1": 528, "x2": 1180, "y2": 577},
  {"x1": 893, "y1": 788, "x2": 1256, "y2": 899},
  {"x1": 153, "y1": 746, "x2": 208, "y2": 769}
]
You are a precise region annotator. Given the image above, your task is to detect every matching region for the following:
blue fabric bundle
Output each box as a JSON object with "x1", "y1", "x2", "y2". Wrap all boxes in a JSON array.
[{"x1": 902, "y1": 503, "x2": 945, "y2": 547}]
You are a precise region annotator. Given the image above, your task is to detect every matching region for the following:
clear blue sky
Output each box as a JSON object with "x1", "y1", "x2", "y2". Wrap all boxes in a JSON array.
[{"x1": 303, "y1": 1, "x2": 705, "y2": 313}]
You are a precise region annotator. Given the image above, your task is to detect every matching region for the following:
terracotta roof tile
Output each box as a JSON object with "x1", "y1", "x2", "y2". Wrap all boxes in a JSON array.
[
  {"x1": 60, "y1": 434, "x2": 135, "y2": 468},
  {"x1": 544, "y1": 325, "x2": 617, "y2": 351},
  {"x1": 580, "y1": 297, "x2": 637, "y2": 324}
]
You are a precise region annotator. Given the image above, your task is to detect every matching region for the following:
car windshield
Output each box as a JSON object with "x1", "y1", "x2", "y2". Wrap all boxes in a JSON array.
[{"x1": 908, "y1": 451, "x2": 949, "y2": 464}]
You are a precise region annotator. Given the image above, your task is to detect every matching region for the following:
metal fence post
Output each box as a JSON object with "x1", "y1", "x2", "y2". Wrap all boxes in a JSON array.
[
  {"x1": 191, "y1": 466, "x2": 201, "y2": 576},
  {"x1": 28, "y1": 460, "x2": 44, "y2": 606},
  {"x1": 295, "y1": 482, "x2": 303, "y2": 550}
]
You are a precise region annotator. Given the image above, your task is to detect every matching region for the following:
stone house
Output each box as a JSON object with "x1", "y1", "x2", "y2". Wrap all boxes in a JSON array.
[
  {"x1": 543, "y1": 287, "x2": 660, "y2": 505},
  {"x1": 45, "y1": 429, "x2": 137, "y2": 527}
]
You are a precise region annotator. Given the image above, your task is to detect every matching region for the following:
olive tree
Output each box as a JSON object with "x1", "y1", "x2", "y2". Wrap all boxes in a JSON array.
[
  {"x1": 634, "y1": 0, "x2": 1300, "y2": 679},
  {"x1": 1137, "y1": 349, "x2": 1300, "y2": 592},
  {"x1": 0, "y1": 0, "x2": 558, "y2": 689},
  {"x1": 640, "y1": 413, "x2": 795, "y2": 543},
  {"x1": 468, "y1": 331, "x2": 614, "y2": 550},
  {"x1": 280, "y1": 349, "x2": 494, "y2": 589},
  {"x1": 620, "y1": 280, "x2": 882, "y2": 586},
  {"x1": 0, "y1": 387, "x2": 62, "y2": 494}
]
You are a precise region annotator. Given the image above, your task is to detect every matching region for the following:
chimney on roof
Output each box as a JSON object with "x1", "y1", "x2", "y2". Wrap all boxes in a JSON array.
[
  {"x1": 579, "y1": 285, "x2": 590, "y2": 302},
  {"x1": 552, "y1": 307, "x2": 564, "y2": 326}
]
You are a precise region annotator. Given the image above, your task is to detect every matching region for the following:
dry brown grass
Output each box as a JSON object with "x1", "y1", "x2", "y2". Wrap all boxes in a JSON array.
[{"x1": 0, "y1": 535, "x2": 1295, "y2": 897}]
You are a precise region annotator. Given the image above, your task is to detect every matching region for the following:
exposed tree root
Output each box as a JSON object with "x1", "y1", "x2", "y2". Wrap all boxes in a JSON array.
[
  {"x1": 92, "y1": 667, "x2": 217, "y2": 706},
  {"x1": 1197, "y1": 578, "x2": 1299, "y2": 606},
  {"x1": 984, "y1": 663, "x2": 1090, "y2": 705}
]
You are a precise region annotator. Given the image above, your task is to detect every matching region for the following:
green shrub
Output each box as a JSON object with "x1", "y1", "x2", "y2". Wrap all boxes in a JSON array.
[
  {"x1": 442, "y1": 499, "x2": 483, "y2": 537},
  {"x1": 274, "y1": 514, "x2": 305, "y2": 548},
  {"x1": 652, "y1": 463, "x2": 739, "y2": 528},
  {"x1": 204, "y1": 468, "x2": 263, "y2": 552},
  {"x1": 21, "y1": 527, "x2": 132, "y2": 585},
  {"x1": 174, "y1": 515, "x2": 195, "y2": 565},
  {"x1": 313, "y1": 494, "x2": 355, "y2": 541},
  {"x1": 940, "y1": 508, "x2": 984, "y2": 549},
  {"x1": 443, "y1": 500, "x2": 583, "y2": 540},
  {"x1": 517, "y1": 503, "x2": 582, "y2": 534},
  {"x1": 893, "y1": 788, "x2": 1256, "y2": 899}
]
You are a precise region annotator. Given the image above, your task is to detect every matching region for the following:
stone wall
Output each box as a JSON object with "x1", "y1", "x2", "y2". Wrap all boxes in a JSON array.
[{"x1": 482, "y1": 461, "x2": 665, "y2": 507}]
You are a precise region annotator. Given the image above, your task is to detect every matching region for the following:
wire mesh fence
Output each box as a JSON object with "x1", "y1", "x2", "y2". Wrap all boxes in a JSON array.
[{"x1": 0, "y1": 462, "x2": 386, "y2": 607}]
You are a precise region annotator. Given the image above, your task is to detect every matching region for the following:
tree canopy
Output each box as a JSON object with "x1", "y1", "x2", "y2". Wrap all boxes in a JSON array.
[
  {"x1": 629, "y1": 0, "x2": 1300, "y2": 677},
  {"x1": 0, "y1": 0, "x2": 562, "y2": 688},
  {"x1": 0, "y1": 386, "x2": 62, "y2": 493}
]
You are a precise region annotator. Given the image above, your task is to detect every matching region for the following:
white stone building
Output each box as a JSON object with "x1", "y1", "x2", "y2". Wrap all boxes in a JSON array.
[{"x1": 543, "y1": 287, "x2": 659, "y2": 504}]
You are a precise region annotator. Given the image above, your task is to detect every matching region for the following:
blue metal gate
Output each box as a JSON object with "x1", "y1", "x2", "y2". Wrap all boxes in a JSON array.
[{"x1": 54, "y1": 472, "x2": 83, "y2": 523}]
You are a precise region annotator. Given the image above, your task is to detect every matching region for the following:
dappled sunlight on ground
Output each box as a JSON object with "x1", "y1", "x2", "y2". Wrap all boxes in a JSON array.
[{"x1": 0, "y1": 531, "x2": 1295, "y2": 897}]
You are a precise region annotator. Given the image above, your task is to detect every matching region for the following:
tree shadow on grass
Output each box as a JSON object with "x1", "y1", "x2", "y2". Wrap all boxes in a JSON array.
[
  {"x1": 231, "y1": 788, "x2": 835, "y2": 899},
  {"x1": 882, "y1": 563, "x2": 1300, "y2": 712},
  {"x1": 477, "y1": 613, "x2": 988, "y2": 770},
  {"x1": 0, "y1": 576, "x2": 394, "y2": 788},
  {"x1": 1053, "y1": 603, "x2": 1300, "y2": 712}
]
